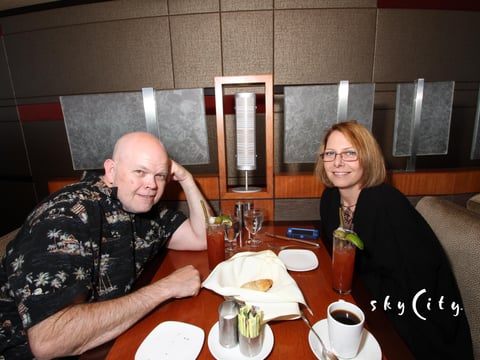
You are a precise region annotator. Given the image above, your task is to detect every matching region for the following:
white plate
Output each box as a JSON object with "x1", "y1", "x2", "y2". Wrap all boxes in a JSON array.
[
  {"x1": 135, "y1": 321, "x2": 204, "y2": 360},
  {"x1": 278, "y1": 249, "x2": 319, "y2": 271},
  {"x1": 207, "y1": 321, "x2": 274, "y2": 360},
  {"x1": 308, "y1": 319, "x2": 381, "y2": 360}
]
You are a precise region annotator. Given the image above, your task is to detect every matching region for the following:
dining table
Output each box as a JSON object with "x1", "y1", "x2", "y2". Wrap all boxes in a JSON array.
[{"x1": 79, "y1": 222, "x2": 414, "y2": 360}]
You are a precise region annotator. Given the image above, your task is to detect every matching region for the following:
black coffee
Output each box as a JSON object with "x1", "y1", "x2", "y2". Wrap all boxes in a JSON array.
[{"x1": 331, "y1": 309, "x2": 361, "y2": 325}]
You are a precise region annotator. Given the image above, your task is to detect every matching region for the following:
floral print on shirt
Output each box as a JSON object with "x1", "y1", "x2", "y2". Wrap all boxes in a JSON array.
[{"x1": 0, "y1": 172, "x2": 186, "y2": 358}]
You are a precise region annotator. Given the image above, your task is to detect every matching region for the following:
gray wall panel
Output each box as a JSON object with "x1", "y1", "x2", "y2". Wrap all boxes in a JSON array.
[
  {"x1": 61, "y1": 92, "x2": 147, "y2": 170},
  {"x1": 61, "y1": 88, "x2": 209, "y2": 170},
  {"x1": 393, "y1": 81, "x2": 454, "y2": 156},
  {"x1": 284, "y1": 83, "x2": 374, "y2": 163},
  {"x1": 156, "y1": 88, "x2": 209, "y2": 165}
]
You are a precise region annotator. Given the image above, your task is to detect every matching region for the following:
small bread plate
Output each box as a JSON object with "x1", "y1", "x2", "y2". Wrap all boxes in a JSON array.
[
  {"x1": 135, "y1": 321, "x2": 204, "y2": 360},
  {"x1": 208, "y1": 321, "x2": 274, "y2": 360},
  {"x1": 278, "y1": 249, "x2": 319, "y2": 271},
  {"x1": 308, "y1": 319, "x2": 381, "y2": 360}
]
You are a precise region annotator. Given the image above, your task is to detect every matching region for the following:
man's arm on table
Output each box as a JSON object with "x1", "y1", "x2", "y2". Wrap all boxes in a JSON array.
[{"x1": 28, "y1": 265, "x2": 201, "y2": 359}]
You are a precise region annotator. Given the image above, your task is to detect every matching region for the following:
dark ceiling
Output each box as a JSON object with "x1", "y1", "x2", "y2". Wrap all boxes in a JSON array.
[{"x1": 0, "y1": 0, "x2": 107, "y2": 17}]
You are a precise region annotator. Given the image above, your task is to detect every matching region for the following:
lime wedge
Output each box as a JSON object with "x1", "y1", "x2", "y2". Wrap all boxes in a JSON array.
[
  {"x1": 346, "y1": 233, "x2": 364, "y2": 250},
  {"x1": 333, "y1": 228, "x2": 347, "y2": 239},
  {"x1": 214, "y1": 215, "x2": 233, "y2": 226}
]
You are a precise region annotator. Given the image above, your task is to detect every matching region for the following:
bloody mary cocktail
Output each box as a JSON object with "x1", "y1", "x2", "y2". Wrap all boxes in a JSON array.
[
  {"x1": 206, "y1": 222, "x2": 225, "y2": 269},
  {"x1": 332, "y1": 228, "x2": 357, "y2": 294}
]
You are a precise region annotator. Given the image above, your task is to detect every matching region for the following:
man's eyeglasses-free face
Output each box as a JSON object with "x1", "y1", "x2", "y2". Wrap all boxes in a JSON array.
[{"x1": 320, "y1": 150, "x2": 358, "y2": 162}]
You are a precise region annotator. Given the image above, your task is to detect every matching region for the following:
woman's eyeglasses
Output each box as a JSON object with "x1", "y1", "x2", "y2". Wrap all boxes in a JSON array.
[{"x1": 320, "y1": 150, "x2": 358, "y2": 162}]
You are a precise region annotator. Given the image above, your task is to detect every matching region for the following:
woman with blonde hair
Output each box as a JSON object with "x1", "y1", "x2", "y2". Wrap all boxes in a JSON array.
[{"x1": 315, "y1": 121, "x2": 473, "y2": 359}]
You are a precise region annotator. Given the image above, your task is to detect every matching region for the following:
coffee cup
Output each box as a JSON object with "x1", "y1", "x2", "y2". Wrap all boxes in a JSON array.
[{"x1": 327, "y1": 300, "x2": 365, "y2": 358}]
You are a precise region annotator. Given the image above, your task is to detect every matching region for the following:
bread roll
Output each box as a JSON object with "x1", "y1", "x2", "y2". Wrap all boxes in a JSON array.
[{"x1": 240, "y1": 279, "x2": 273, "y2": 292}]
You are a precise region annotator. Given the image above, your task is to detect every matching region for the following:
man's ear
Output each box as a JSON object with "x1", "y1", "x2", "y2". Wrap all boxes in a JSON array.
[{"x1": 103, "y1": 159, "x2": 115, "y2": 185}]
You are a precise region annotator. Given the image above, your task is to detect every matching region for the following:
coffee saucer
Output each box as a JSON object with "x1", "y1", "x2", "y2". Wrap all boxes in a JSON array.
[{"x1": 308, "y1": 319, "x2": 381, "y2": 360}]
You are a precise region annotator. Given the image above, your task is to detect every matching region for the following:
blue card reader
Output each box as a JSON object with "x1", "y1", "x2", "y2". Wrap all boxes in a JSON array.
[{"x1": 286, "y1": 227, "x2": 319, "y2": 240}]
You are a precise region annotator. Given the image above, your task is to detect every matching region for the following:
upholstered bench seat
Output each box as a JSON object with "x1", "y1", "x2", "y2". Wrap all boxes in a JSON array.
[
  {"x1": 0, "y1": 228, "x2": 19, "y2": 258},
  {"x1": 416, "y1": 196, "x2": 480, "y2": 359},
  {"x1": 466, "y1": 193, "x2": 480, "y2": 215}
]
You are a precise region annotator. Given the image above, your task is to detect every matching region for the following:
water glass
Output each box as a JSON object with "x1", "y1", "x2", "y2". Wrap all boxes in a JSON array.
[
  {"x1": 243, "y1": 208, "x2": 264, "y2": 247},
  {"x1": 223, "y1": 215, "x2": 240, "y2": 253}
]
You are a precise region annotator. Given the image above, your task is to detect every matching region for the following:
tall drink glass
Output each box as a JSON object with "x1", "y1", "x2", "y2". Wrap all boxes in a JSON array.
[
  {"x1": 206, "y1": 221, "x2": 225, "y2": 269},
  {"x1": 332, "y1": 228, "x2": 357, "y2": 294}
]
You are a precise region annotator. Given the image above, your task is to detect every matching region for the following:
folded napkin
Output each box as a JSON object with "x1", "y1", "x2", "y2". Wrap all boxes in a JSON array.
[{"x1": 202, "y1": 250, "x2": 308, "y2": 322}]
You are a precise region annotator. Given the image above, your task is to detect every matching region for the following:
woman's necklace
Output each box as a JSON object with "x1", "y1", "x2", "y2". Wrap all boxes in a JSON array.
[{"x1": 340, "y1": 202, "x2": 356, "y2": 229}]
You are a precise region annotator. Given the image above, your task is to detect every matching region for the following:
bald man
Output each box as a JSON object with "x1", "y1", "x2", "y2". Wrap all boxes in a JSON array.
[{"x1": 0, "y1": 132, "x2": 209, "y2": 359}]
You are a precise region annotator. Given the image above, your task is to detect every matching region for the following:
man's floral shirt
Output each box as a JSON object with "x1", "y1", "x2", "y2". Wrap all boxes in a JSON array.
[{"x1": 0, "y1": 172, "x2": 186, "y2": 358}]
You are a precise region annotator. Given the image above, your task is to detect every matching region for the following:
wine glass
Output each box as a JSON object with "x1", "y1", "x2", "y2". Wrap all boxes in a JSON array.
[
  {"x1": 224, "y1": 215, "x2": 240, "y2": 253},
  {"x1": 243, "y1": 208, "x2": 264, "y2": 247}
]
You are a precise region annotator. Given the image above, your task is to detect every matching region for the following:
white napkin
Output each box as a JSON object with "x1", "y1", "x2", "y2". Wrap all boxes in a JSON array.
[{"x1": 202, "y1": 250, "x2": 308, "y2": 322}]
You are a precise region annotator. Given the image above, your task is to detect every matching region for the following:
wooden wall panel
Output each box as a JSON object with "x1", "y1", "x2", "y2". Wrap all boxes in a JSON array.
[
  {"x1": 48, "y1": 178, "x2": 78, "y2": 194},
  {"x1": 388, "y1": 169, "x2": 480, "y2": 195},
  {"x1": 275, "y1": 173, "x2": 325, "y2": 198},
  {"x1": 276, "y1": 169, "x2": 480, "y2": 198}
]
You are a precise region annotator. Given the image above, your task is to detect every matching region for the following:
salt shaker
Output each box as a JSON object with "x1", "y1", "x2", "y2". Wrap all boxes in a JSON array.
[{"x1": 218, "y1": 300, "x2": 240, "y2": 348}]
